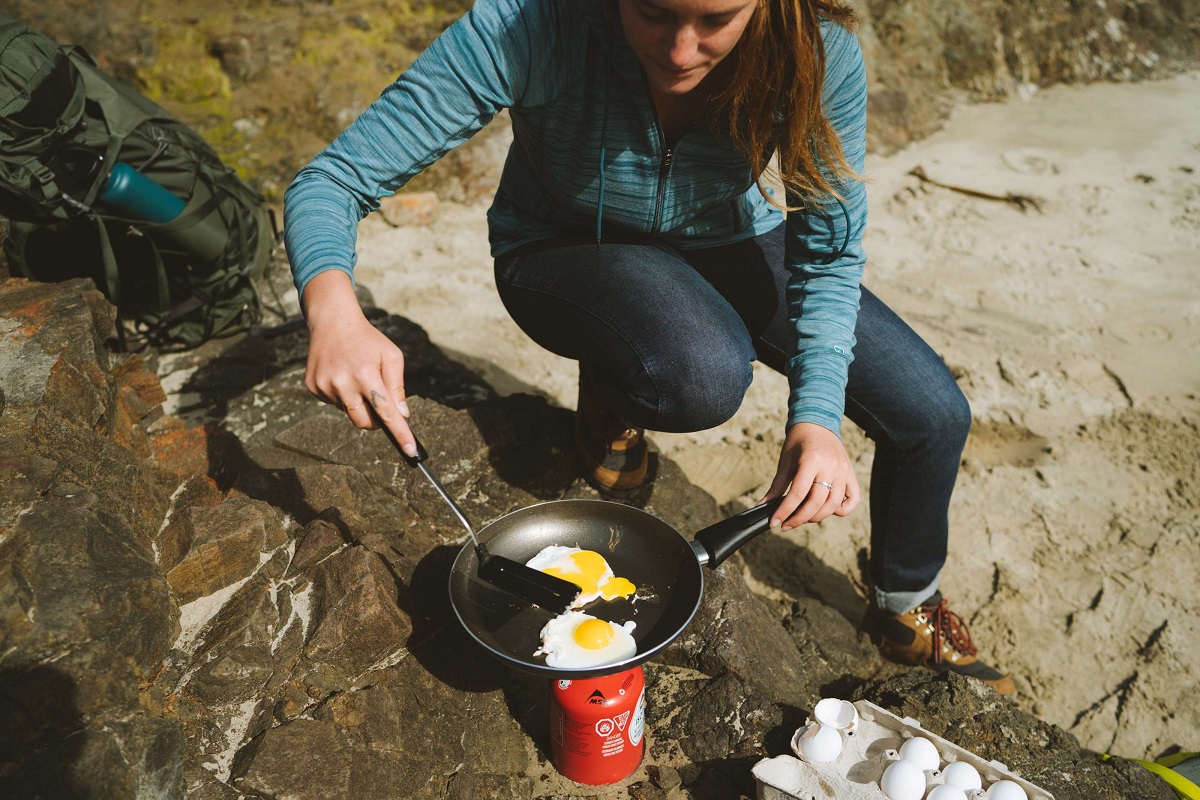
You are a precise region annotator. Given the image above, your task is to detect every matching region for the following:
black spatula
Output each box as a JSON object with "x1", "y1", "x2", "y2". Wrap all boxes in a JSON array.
[{"x1": 376, "y1": 417, "x2": 580, "y2": 613}]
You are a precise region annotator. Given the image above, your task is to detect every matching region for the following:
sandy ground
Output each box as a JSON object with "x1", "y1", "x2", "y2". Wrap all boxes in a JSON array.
[{"x1": 333, "y1": 73, "x2": 1199, "y2": 760}]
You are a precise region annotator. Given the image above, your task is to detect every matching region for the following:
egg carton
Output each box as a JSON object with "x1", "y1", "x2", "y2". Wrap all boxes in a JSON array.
[{"x1": 752, "y1": 700, "x2": 1053, "y2": 800}]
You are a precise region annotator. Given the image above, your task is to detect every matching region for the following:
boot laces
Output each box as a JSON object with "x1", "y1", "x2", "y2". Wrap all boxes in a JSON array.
[{"x1": 921, "y1": 598, "x2": 977, "y2": 664}]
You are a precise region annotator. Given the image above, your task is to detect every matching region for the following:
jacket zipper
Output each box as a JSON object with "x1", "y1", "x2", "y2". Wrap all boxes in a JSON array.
[
  {"x1": 640, "y1": 74, "x2": 673, "y2": 234},
  {"x1": 651, "y1": 146, "x2": 673, "y2": 233}
]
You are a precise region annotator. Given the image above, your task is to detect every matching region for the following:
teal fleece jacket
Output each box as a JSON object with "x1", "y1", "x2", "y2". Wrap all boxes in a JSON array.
[{"x1": 284, "y1": 0, "x2": 868, "y2": 435}]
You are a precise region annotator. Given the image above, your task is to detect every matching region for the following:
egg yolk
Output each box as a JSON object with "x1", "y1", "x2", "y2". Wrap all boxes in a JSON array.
[
  {"x1": 573, "y1": 618, "x2": 616, "y2": 650},
  {"x1": 600, "y1": 576, "x2": 636, "y2": 600},
  {"x1": 538, "y1": 550, "x2": 637, "y2": 601},
  {"x1": 543, "y1": 550, "x2": 606, "y2": 595}
]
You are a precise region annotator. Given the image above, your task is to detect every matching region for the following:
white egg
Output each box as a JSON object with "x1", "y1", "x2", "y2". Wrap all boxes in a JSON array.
[
  {"x1": 943, "y1": 761, "x2": 983, "y2": 792},
  {"x1": 899, "y1": 736, "x2": 941, "y2": 772},
  {"x1": 880, "y1": 758, "x2": 926, "y2": 800},
  {"x1": 813, "y1": 698, "x2": 858, "y2": 732},
  {"x1": 927, "y1": 785, "x2": 969, "y2": 800},
  {"x1": 525, "y1": 546, "x2": 636, "y2": 607},
  {"x1": 534, "y1": 610, "x2": 637, "y2": 668},
  {"x1": 986, "y1": 780, "x2": 1028, "y2": 800},
  {"x1": 791, "y1": 723, "x2": 843, "y2": 763}
]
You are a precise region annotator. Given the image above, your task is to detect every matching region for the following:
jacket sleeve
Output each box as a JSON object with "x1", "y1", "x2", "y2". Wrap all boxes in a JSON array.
[
  {"x1": 782, "y1": 23, "x2": 868, "y2": 436},
  {"x1": 283, "y1": 0, "x2": 557, "y2": 295}
]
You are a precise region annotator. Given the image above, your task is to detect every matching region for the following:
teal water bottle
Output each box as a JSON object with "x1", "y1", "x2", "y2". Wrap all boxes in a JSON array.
[
  {"x1": 99, "y1": 161, "x2": 225, "y2": 263},
  {"x1": 96, "y1": 162, "x2": 186, "y2": 224}
]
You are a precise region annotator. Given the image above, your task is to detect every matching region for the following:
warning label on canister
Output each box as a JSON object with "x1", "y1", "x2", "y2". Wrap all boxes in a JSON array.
[
  {"x1": 601, "y1": 731, "x2": 625, "y2": 757},
  {"x1": 628, "y1": 689, "x2": 645, "y2": 746}
]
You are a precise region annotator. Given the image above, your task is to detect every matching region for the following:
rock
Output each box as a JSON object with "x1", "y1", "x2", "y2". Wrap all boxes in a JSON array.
[
  {"x1": 182, "y1": 579, "x2": 280, "y2": 705},
  {"x1": 303, "y1": 546, "x2": 411, "y2": 680},
  {"x1": 230, "y1": 662, "x2": 519, "y2": 799},
  {"x1": 147, "y1": 416, "x2": 227, "y2": 479},
  {"x1": 0, "y1": 455, "x2": 55, "y2": 542},
  {"x1": 213, "y1": 312, "x2": 496, "y2": 473},
  {"x1": 379, "y1": 191, "x2": 439, "y2": 226},
  {"x1": 209, "y1": 34, "x2": 268, "y2": 82},
  {"x1": 164, "y1": 497, "x2": 286, "y2": 603},
  {"x1": 0, "y1": 278, "x2": 180, "y2": 542},
  {"x1": 232, "y1": 717, "x2": 355, "y2": 798},
  {"x1": 0, "y1": 646, "x2": 186, "y2": 799},
  {"x1": 659, "y1": 553, "x2": 824, "y2": 709},
  {"x1": 0, "y1": 279, "x2": 113, "y2": 415},
  {"x1": 678, "y1": 673, "x2": 782, "y2": 763},
  {"x1": 784, "y1": 595, "x2": 885, "y2": 697},
  {"x1": 288, "y1": 516, "x2": 352, "y2": 577},
  {"x1": 444, "y1": 773, "x2": 534, "y2": 799},
  {"x1": 30, "y1": 406, "x2": 182, "y2": 544},
  {"x1": 0, "y1": 489, "x2": 175, "y2": 673},
  {"x1": 289, "y1": 463, "x2": 409, "y2": 534},
  {"x1": 650, "y1": 763, "x2": 682, "y2": 790},
  {"x1": 627, "y1": 781, "x2": 670, "y2": 800}
]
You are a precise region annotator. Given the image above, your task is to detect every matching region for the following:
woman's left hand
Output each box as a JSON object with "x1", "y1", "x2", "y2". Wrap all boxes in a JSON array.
[{"x1": 761, "y1": 422, "x2": 861, "y2": 530}]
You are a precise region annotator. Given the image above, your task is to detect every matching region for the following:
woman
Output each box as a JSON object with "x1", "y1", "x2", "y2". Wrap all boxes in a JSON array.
[{"x1": 284, "y1": 0, "x2": 1015, "y2": 694}]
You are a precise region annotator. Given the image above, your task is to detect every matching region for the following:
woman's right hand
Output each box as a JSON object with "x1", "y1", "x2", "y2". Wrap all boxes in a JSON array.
[{"x1": 301, "y1": 270, "x2": 418, "y2": 457}]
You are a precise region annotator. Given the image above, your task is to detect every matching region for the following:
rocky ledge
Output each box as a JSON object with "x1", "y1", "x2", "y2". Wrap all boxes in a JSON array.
[{"x1": 0, "y1": 277, "x2": 1173, "y2": 799}]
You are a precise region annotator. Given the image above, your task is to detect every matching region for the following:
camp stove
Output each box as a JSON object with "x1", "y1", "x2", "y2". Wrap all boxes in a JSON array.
[{"x1": 548, "y1": 666, "x2": 645, "y2": 785}]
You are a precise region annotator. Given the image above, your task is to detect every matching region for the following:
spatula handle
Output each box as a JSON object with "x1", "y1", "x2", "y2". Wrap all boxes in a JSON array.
[
  {"x1": 370, "y1": 409, "x2": 480, "y2": 548},
  {"x1": 370, "y1": 408, "x2": 428, "y2": 467}
]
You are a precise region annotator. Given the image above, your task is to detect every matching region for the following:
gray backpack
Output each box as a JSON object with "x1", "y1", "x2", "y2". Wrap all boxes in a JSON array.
[{"x1": 0, "y1": 13, "x2": 277, "y2": 349}]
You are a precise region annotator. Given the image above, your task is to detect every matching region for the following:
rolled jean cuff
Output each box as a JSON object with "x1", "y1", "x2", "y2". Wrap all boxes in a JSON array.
[{"x1": 874, "y1": 572, "x2": 940, "y2": 614}]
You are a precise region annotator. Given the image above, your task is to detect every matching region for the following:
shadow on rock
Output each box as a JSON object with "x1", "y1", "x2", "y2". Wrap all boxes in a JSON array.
[
  {"x1": 402, "y1": 542, "x2": 513, "y2": 693},
  {"x1": 167, "y1": 309, "x2": 497, "y2": 426},
  {"x1": 761, "y1": 702, "x2": 811, "y2": 757},
  {"x1": 500, "y1": 669, "x2": 555, "y2": 759},
  {"x1": 0, "y1": 666, "x2": 86, "y2": 798},
  {"x1": 462, "y1": 393, "x2": 578, "y2": 501},
  {"x1": 679, "y1": 754, "x2": 764, "y2": 800},
  {"x1": 737, "y1": 530, "x2": 871, "y2": 628}
]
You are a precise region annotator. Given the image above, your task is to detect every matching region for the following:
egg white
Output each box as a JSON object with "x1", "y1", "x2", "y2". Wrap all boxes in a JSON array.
[{"x1": 534, "y1": 610, "x2": 638, "y2": 669}]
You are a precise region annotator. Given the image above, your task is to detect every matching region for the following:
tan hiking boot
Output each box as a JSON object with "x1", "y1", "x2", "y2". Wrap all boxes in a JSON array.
[
  {"x1": 865, "y1": 592, "x2": 1017, "y2": 696},
  {"x1": 573, "y1": 377, "x2": 649, "y2": 497}
]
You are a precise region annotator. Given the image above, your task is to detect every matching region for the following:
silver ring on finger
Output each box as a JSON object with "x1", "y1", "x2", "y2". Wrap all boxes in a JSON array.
[
  {"x1": 813, "y1": 480, "x2": 834, "y2": 491},
  {"x1": 345, "y1": 402, "x2": 364, "y2": 411}
]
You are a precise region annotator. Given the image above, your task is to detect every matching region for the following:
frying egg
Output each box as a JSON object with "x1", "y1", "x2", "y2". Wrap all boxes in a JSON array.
[
  {"x1": 525, "y1": 546, "x2": 636, "y2": 607},
  {"x1": 535, "y1": 611, "x2": 637, "y2": 668}
]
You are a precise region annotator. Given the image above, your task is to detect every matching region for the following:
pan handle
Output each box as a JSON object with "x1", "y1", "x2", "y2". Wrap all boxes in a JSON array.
[{"x1": 692, "y1": 498, "x2": 784, "y2": 568}]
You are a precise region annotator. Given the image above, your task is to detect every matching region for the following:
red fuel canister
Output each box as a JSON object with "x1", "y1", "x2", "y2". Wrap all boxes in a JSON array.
[{"x1": 549, "y1": 666, "x2": 645, "y2": 785}]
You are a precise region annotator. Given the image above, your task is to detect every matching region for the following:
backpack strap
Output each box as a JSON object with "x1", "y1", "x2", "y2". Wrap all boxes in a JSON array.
[
  {"x1": 81, "y1": 135, "x2": 122, "y2": 208},
  {"x1": 93, "y1": 216, "x2": 127, "y2": 351},
  {"x1": 3, "y1": 220, "x2": 35, "y2": 279}
]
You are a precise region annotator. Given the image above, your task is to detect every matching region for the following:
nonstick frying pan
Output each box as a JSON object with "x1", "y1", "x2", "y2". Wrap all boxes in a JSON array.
[{"x1": 447, "y1": 497, "x2": 783, "y2": 679}]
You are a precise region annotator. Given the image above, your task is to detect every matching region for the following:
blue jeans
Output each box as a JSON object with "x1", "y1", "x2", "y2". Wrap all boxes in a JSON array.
[{"x1": 494, "y1": 224, "x2": 970, "y2": 613}]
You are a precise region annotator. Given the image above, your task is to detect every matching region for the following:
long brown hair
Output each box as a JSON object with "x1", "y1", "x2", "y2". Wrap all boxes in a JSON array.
[{"x1": 716, "y1": 0, "x2": 860, "y2": 209}]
